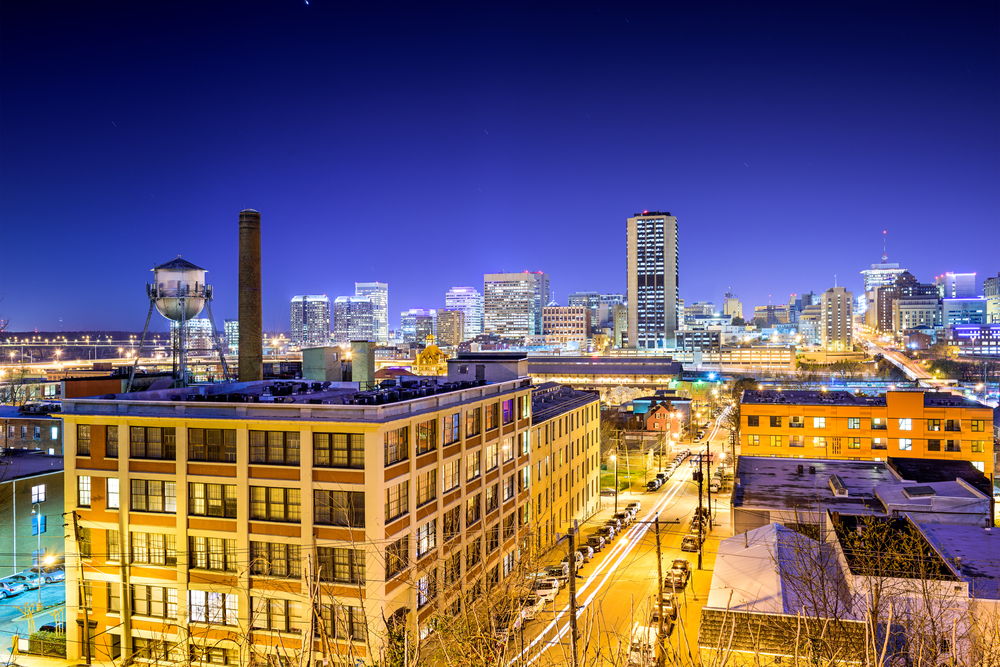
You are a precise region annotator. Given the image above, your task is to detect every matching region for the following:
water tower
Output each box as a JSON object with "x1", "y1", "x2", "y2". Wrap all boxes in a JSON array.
[{"x1": 127, "y1": 256, "x2": 229, "y2": 391}]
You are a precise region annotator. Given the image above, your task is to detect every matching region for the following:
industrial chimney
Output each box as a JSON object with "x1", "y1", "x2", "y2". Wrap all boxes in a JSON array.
[{"x1": 238, "y1": 209, "x2": 263, "y2": 381}]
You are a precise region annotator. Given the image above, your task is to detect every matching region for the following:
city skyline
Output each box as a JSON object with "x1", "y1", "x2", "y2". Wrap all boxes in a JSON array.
[{"x1": 1, "y1": 2, "x2": 997, "y2": 332}]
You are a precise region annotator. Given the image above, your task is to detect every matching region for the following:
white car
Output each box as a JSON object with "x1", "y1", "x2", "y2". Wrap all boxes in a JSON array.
[
  {"x1": 533, "y1": 577, "x2": 560, "y2": 602},
  {"x1": 626, "y1": 501, "x2": 641, "y2": 514},
  {"x1": 520, "y1": 594, "x2": 546, "y2": 620}
]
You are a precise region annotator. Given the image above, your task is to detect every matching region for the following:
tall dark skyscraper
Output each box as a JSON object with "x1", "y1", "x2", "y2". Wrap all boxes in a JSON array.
[{"x1": 627, "y1": 211, "x2": 679, "y2": 349}]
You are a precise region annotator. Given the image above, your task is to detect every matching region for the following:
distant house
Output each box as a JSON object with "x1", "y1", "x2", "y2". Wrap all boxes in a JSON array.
[{"x1": 644, "y1": 404, "x2": 676, "y2": 432}]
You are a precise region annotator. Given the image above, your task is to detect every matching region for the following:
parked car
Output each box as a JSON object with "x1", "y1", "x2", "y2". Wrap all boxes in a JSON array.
[
  {"x1": 38, "y1": 622, "x2": 66, "y2": 634},
  {"x1": 648, "y1": 607, "x2": 676, "y2": 636},
  {"x1": 596, "y1": 525, "x2": 615, "y2": 542},
  {"x1": 28, "y1": 566, "x2": 65, "y2": 583},
  {"x1": 520, "y1": 594, "x2": 546, "y2": 620},
  {"x1": 681, "y1": 534, "x2": 702, "y2": 553},
  {"x1": 600, "y1": 487, "x2": 617, "y2": 497},
  {"x1": 532, "y1": 578, "x2": 560, "y2": 602},
  {"x1": 561, "y1": 551, "x2": 584, "y2": 571},
  {"x1": 578, "y1": 546, "x2": 595, "y2": 562},
  {"x1": 8, "y1": 573, "x2": 42, "y2": 590},
  {"x1": 613, "y1": 512, "x2": 632, "y2": 527},
  {"x1": 586, "y1": 534, "x2": 606, "y2": 552},
  {"x1": 709, "y1": 479, "x2": 721, "y2": 493},
  {"x1": 626, "y1": 501, "x2": 642, "y2": 514},
  {"x1": 0, "y1": 578, "x2": 27, "y2": 599},
  {"x1": 646, "y1": 480, "x2": 660, "y2": 492},
  {"x1": 606, "y1": 517, "x2": 622, "y2": 531},
  {"x1": 658, "y1": 593, "x2": 679, "y2": 620},
  {"x1": 671, "y1": 559, "x2": 691, "y2": 581},
  {"x1": 655, "y1": 472, "x2": 667, "y2": 482},
  {"x1": 664, "y1": 570, "x2": 687, "y2": 591},
  {"x1": 545, "y1": 563, "x2": 569, "y2": 584}
]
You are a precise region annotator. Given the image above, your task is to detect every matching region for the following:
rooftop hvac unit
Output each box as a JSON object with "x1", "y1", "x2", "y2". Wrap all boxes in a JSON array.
[{"x1": 828, "y1": 475, "x2": 849, "y2": 497}]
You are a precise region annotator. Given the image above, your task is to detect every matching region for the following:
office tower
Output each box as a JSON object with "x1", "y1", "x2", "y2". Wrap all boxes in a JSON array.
[
  {"x1": 567, "y1": 292, "x2": 601, "y2": 326},
  {"x1": 985, "y1": 273, "x2": 1000, "y2": 324},
  {"x1": 400, "y1": 308, "x2": 436, "y2": 343},
  {"x1": 436, "y1": 309, "x2": 465, "y2": 346},
  {"x1": 684, "y1": 302, "x2": 715, "y2": 320},
  {"x1": 290, "y1": 295, "x2": 331, "y2": 348},
  {"x1": 333, "y1": 296, "x2": 374, "y2": 344},
  {"x1": 874, "y1": 272, "x2": 938, "y2": 333},
  {"x1": 483, "y1": 272, "x2": 550, "y2": 338},
  {"x1": 445, "y1": 286, "x2": 484, "y2": 339},
  {"x1": 821, "y1": 286, "x2": 853, "y2": 351},
  {"x1": 892, "y1": 297, "x2": 941, "y2": 333},
  {"x1": 626, "y1": 211, "x2": 679, "y2": 349},
  {"x1": 224, "y1": 319, "x2": 239, "y2": 354},
  {"x1": 797, "y1": 305, "x2": 822, "y2": 346},
  {"x1": 597, "y1": 293, "x2": 625, "y2": 327},
  {"x1": 935, "y1": 272, "x2": 977, "y2": 299},
  {"x1": 754, "y1": 305, "x2": 788, "y2": 327},
  {"x1": 723, "y1": 292, "x2": 743, "y2": 320},
  {"x1": 355, "y1": 282, "x2": 389, "y2": 343},
  {"x1": 613, "y1": 304, "x2": 628, "y2": 346},
  {"x1": 942, "y1": 299, "x2": 987, "y2": 327},
  {"x1": 542, "y1": 305, "x2": 590, "y2": 346}
]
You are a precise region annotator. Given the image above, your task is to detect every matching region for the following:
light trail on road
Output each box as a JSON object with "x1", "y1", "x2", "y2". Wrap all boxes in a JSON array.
[{"x1": 507, "y1": 407, "x2": 730, "y2": 666}]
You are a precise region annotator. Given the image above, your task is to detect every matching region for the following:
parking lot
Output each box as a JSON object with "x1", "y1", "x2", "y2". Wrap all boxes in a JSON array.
[{"x1": 0, "y1": 580, "x2": 66, "y2": 643}]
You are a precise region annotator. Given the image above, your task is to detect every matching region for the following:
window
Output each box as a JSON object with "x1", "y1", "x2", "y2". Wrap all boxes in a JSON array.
[
  {"x1": 131, "y1": 585, "x2": 178, "y2": 619},
  {"x1": 812, "y1": 417, "x2": 825, "y2": 429},
  {"x1": 502, "y1": 475, "x2": 515, "y2": 501},
  {"x1": 485, "y1": 483, "x2": 498, "y2": 513},
  {"x1": 129, "y1": 426, "x2": 176, "y2": 460},
  {"x1": 315, "y1": 547, "x2": 365, "y2": 584},
  {"x1": 519, "y1": 395, "x2": 530, "y2": 419},
  {"x1": 320, "y1": 604, "x2": 367, "y2": 642},
  {"x1": 466, "y1": 407, "x2": 481, "y2": 437},
  {"x1": 898, "y1": 439, "x2": 912, "y2": 451},
  {"x1": 444, "y1": 551, "x2": 461, "y2": 585},
  {"x1": 486, "y1": 523, "x2": 499, "y2": 554},
  {"x1": 871, "y1": 438, "x2": 886, "y2": 450},
  {"x1": 190, "y1": 646, "x2": 239, "y2": 665},
  {"x1": 466, "y1": 536, "x2": 482, "y2": 568},
  {"x1": 871, "y1": 417, "x2": 887, "y2": 430},
  {"x1": 443, "y1": 506, "x2": 461, "y2": 541},
  {"x1": 133, "y1": 638, "x2": 183, "y2": 663},
  {"x1": 770, "y1": 416, "x2": 782, "y2": 428},
  {"x1": 30, "y1": 485, "x2": 45, "y2": 503},
  {"x1": 443, "y1": 413, "x2": 460, "y2": 445},
  {"x1": 945, "y1": 440, "x2": 960, "y2": 452},
  {"x1": 188, "y1": 483, "x2": 238, "y2": 517},
  {"x1": 386, "y1": 535, "x2": 409, "y2": 579},
  {"x1": 486, "y1": 403, "x2": 499, "y2": 431},
  {"x1": 972, "y1": 441, "x2": 985, "y2": 453},
  {"x1": 971, "y1": 420, "x2": 985, "y2": 432},
  {"x1": 130, "y1": 532, "x2": 178, "y2": 565},
  {"x1": 250, "y1": 430, "x2": 300, "y2": 465},
  {"x1": 417, "y1": 570, "x2": 437, "y2": 608},
  {"x1": 78, "y1": 476, "x2": 91, "y2": 507},
  {"x1": 813, "y1": 437, "x2": 827, "y2": 448},
  {"x1": 107, "y1": 478, "x2": 119, "y2": 509},
  {"x1": 927, "y1": 439, "x2": 941, "y2": 452},
  {"x1": 188, "y1": 428, "x2": 237, "y2": 462},
  {"x1": 417, "y1": 519, "x2": 437, "y2": 557},
  {"x1": 251, "y1": 597, "x2": 300, "y2": 633},
  {"x1": 927, "y1": 419, "x2": 941, "y2": 432},
  {"x1": 503, "y1": 551, "x2": 516, "y2": 577},
  {"x1": 32, "y1": 548, "x2": 47, "y2": 567},
  {"x1": 847, "y1": 438, "x2": 861, "y2": 449},
  {"x1": 747, "y1": 415, "x2": 759, "y2": 427},
  {"x1": 789, "y1": 435, "x2": 804, "y2": 448},
  {"x1": 107, "y1": 530, "x2": 121, "y2": 561},
  {"x1": 250, "y1": 542, "x2": 302, "y2": 579},
  {"x1": 189, "y1": 591, "x2": 239, "y2": 625},
  {"x1": 106, "y1": 426, "x2": 118, "y2": 458},
  {"x1": 443, "y1": 459, "x2": 460, "y2": 492},
  {"x1": 848, "y1": 418, "x2": 860, "y2": 430},
  {"x1": 416, "y1": 419, "x2": 437, "y2": 455},
  {"x1": 769, "y1": 435, "x2": 782, "y2": 447},
  {"x1": 384, "y1": 426, "x2": 409, "y2": 466},
  {"x1": 466, "y1": 493, "x2": 481, "y2": 526},
  {"x1": 32, "y1": 514, "x2": 46, "y2": 535},
  {"x1": 502, "y1": 399, "x2": 514, "y2": 424},
  {"x1": 77, "y1": 425, "x2": 91, "y2": 456},
  {"x1": 520, "y1": 431, "x2": 530, "y2": 456},
  {"x1": 485, "y1": 442, "x2": 498, "y2": 471},
  {"x1": 898, "y1": 418, "x2": 912, "y2": 431},
  {"x1": 466, "y1": 450, "x2": 481, "y2": 481},
  {"x1": 945, "y1": 419, "x2": 961, "y2": 432},
  {"x1": 790, "y1": 416, "x2": 804, "y2": 428},
  {"x1": 314, "y1": 432, "x2": 365, "y2": 468},
  {"x1": 20, "y1": 426, "x2": 26, "y2": 439},
  {"x1": 501, "y1": 436, "x2": 514, "y2": 463},
  {"x1": 250, "y1": 487, "x2": 301, "y2": 522},
  {"x1": 748, "y1": 435, "x2": 759, "y2": 446},
  {"x1": 314, "y1": 490, "x2": 365, "y2": 527},
  {"x1": 416, "y1": 469, "x2": 437, "y2": 506},
  {"x1": 189, "y1": 537, "x2": 237, "y2": 571},
  {"x1": 108, "y1": 582, "x2": 120, "y2": 613},
  {"x1": 385, "y1": 480, "x2": 409, "y2": 522},
  {"x1": 503, "y1": 513, "x2": 515, "y2": 539},
  {"x1": 972, "y1": 461, "x2": 985, "y2": 473}
]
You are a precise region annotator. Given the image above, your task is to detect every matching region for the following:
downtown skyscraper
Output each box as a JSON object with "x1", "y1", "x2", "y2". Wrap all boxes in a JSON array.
[
  {"x1": 290, "y1": 295, "x2": 331, "y2": 348},
  {"x1": 354, "y1": 282, "x2": 388, "y2": 343},
  {"x1": 445, "y1": 286, "x2": 484, "y2": 339},
  {"x1": 483, "y1": 271, "x2": 550, "y2": 338},
  {"x1": 333, "y1": 296, "x2": 374, "y2": 344},
  {"x1": 626, "y1": 211, "x2": 679, "y2": 349}
]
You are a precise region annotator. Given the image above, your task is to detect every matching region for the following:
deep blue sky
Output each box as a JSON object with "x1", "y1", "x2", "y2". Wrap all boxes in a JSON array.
[{"x1": 2, "y1": 1, "x2": 997, "y2": 334}]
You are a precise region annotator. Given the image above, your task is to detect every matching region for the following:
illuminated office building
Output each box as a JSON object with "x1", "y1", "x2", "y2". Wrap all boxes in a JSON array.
[{"x1": 626, "y1": 211, "x2": 679, "y2": 349}]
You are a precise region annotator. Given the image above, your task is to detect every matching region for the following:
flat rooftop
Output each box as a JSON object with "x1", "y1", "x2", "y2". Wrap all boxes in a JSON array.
[
  {"x1": 834, "y1": 514, "x2": 958, "y2": 581},
  {"x1": 0, "y1": 450, "x2": 64, "y2": 481},
  {"x1": 0, "y1": 405, "x2": 60, "y2": 420},
  {"x1": 887, "y1": 457, "x2": 992, "y2": 498},
  {"x1": 531, "y1": 383, "x2": 598, "y2": 424},
  {"x1": 527, "y1": 357, "x2": 682, "y2": 376},
  {"x1": 62, "y1": 377, "x2": 531, "y2": 424},
  {"x1": 919, "y1": 522, "x2": 1000, "y2": 599},
  {"x1": 742, "y1": 389, "x2": 987, "y2": 409},
  {"x1": 734, "y1": 457, "x2": 888, "y2": 513}
]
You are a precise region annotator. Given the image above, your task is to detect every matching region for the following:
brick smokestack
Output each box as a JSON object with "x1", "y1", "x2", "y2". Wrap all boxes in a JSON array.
[{"x1": 238, "y1": 209, "x2": 263, "y2": 381}]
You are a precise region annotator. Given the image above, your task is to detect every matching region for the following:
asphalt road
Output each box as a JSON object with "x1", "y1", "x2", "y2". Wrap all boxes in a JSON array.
[
  {"x1": 508, "y1": 409, "x2": 732, "y2": 666},
  {"x1": 0, "y1": 581, "x2": 66, "y2": 641}
]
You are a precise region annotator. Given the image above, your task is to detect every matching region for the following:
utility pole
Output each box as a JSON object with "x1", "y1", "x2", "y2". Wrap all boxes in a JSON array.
[
  {"x1": 654, "y1": 515, "x2": 665, "y2": 660},
  {"x1": 72, "y1": 511, "x2": 92, "y2": 665},
  {"x1": 568, "y1": 523, "x2": 579, "y2": 667},
  {"x1": 697, "y1": 456, "x2": 704, "y2": 571},
  {"x1": 706, "y1": 439, "x2": 712, "y2": 530}
]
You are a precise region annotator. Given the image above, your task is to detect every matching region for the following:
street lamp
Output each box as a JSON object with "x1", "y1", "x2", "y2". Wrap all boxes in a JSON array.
[
  {"x1": 610, "y1": 452, "x2": 619, "y2": 514},
  {"x1": 31, "y1": 503, "x2": 43, "y2": 606}
]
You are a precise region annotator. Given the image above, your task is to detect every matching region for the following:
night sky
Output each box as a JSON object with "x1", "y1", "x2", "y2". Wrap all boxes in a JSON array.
[{"x1": 2, "y1": 1, "x2": 997, "y2": 334}]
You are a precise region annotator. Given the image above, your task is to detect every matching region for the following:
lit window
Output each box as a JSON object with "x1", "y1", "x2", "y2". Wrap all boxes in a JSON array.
[
  {"x1": 898, "y1": 439, "x2": 912, "y2": 451},
  {"x1": 898, "y1": 419, "x2": 912, "y2": 431}
]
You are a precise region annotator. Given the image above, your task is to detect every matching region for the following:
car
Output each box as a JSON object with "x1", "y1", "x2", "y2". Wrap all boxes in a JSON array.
[
  {"x1": 561, "y1": 551, "x2": 584, "y2": 571},
  {"x1": 646, "y1": 480, "x2": 660, "y2": 492},
  {"x1": 600, "y1": 487, "x2": 617, "y2": 497},
  {"x1": 658, "y1": 593, "x2": 679, "y2": 620},
  {"x1": 648, "y1": 607, "x2": 676, "y2": 636},
  {"x1": 28, "y1": 566, "x2": 65, "y2": 583},
  {"x1": 626, "y1": 501, "x2": 641, "y2": 514},
  {"x1": 0, "y1": 579, "x2": 27, "y2": 599},
  {"x1": 596, "y1": 525, "x2": 615, "y2": 541},
  {"x1": 664, "y1": 570, "x2": 686, "y2": 591},
  {"x1": 520, "y1": 594, "x2": 546, "y2": 620},
  {"x1": 709, "y1": 479, "x2": 721, "y2": 493},
  {"x1": 655, "y1": 472, "x2": 667, "y2": 481},
  {"x1": 606, "y1": 517, "x2": 622, "y2": 531},
  {"x1": 545, "y1": 563, "x2": 569, "y2": 584},
  {"x1": 38, "y1": 622, "x2": 66, "y2": 634},
  {"x1": 585, "y1": 534, "x2": 606, "y2": 552},
  {"x1": 578, "y1": 546, "x2": 595, "y2": 563},
  {"x1": 626, "y1": 621, "x2": 661, "y2": 667},
  {"x1": 8, "y1": 573, "x2": 42, "y2": 590},
  {"x1": 533, "y1": 578, "x2": 560, "y2": 602},
  {"x1": 681, "y1": 535, "x2": 702, "y2": 553},
  {"x1": 671, "y1": 559, "x2": 691, "y2": 580},
  {"x1": 613, "y1": 512, "x2": 632, "y2": 528}
]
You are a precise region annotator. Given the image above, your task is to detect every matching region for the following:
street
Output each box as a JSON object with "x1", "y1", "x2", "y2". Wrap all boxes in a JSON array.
[{"x1": 508, "y1": 408, "x2": 732, "y2": 666}]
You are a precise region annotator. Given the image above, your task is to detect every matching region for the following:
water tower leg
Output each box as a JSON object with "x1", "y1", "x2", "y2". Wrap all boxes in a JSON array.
[
  {"x1": 179, "y1": 297, "x2": 187, "y2": 388},
  {"x1": 126, "y1": 301, "x2": 155, "y2": 393},
  {"x1": 205, "y1": 299, "x2": 230, "y2": 381}
]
